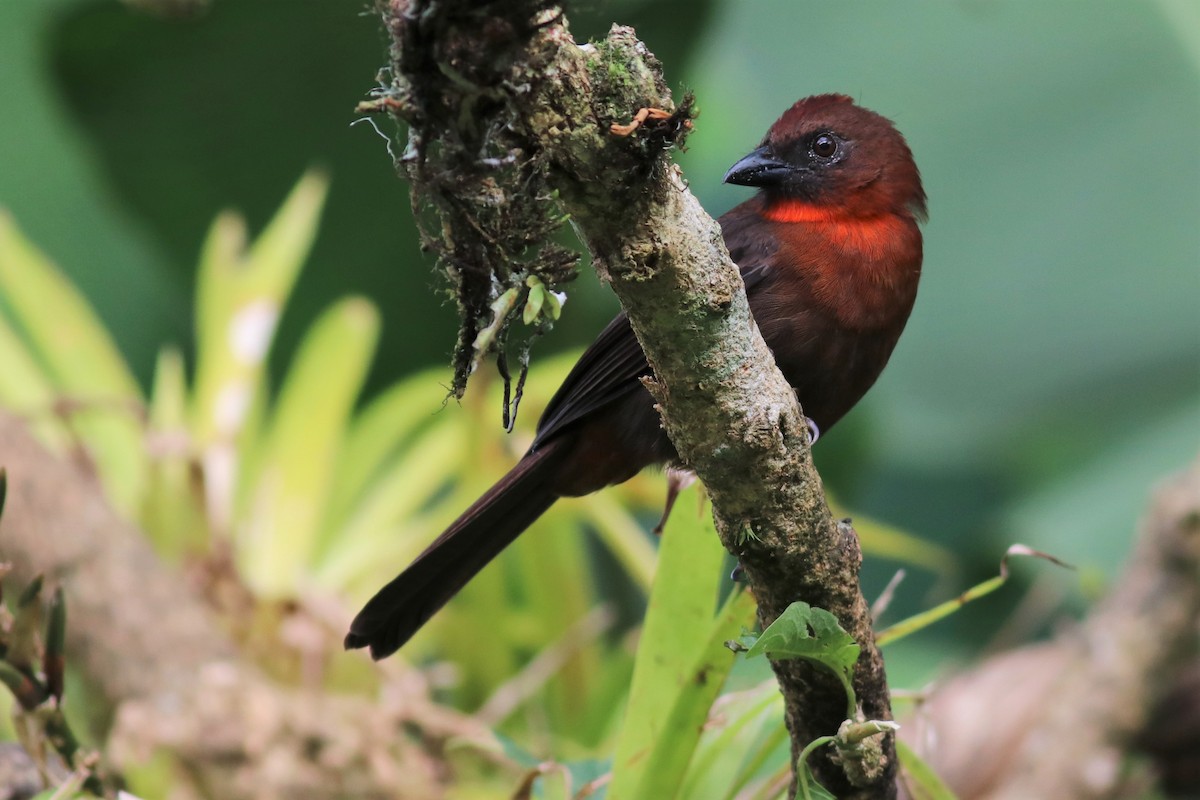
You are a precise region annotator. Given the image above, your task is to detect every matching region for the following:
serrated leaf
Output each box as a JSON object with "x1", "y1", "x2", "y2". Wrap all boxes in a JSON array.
[{"x1": 741, "y1": 602, "x2": 859, "y2": 718}]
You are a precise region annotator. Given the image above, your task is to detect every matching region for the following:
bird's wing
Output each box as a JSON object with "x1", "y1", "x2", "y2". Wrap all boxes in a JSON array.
[
  {"x1": 531, "y1": 310, "x2": 648, "y2": 448},
  {"x1": 531, "y1": 258, "x2": 774, "y2": 450}
]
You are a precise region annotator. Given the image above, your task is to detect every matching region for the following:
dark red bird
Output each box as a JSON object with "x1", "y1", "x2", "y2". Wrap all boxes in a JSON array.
[{"x1": 346, "y1": 94, "x2": 926, "y2": 659}]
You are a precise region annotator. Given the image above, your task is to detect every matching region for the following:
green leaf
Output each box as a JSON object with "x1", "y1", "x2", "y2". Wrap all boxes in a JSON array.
[
  {"x1": 239, "y1": 297, "x2": 379, "y2": 596},
  {"x1": 630, "y1": 588, "x2": 758, "y2": 800},
  {"x1": 577, "y1": 491, "x2": 657, "y2": 593},
  {"x1": 896, "y1": 739, "x2": 959, "y2": 800},
  {"x1": 315, "y1": 416, "x2": 468, "y2": 589},
  {"x1": 542, "y1": 287, "x2": 563, "y2": 321},
  {"x1": 740, "y1": 602, "x2": 860, "y2": 718},
  {"x1": 686, "y1": 684, "x2": 786, "y2": 800},
  {"x1": 191, "y1": 171, "x2": 328, "y2": 446},
  {"x1": 608, "y1": 485, "x2": 735, "y2": 800},
  {"x1": 523, "y1": 281, "x2": 545, "y2": 325},
  {"x1": 321, "y1": 366, "x2": 451, "y2": 533},
  {"x1": 142, "y1": 347, "x2": 206, "y2": 557},
  {"x1": 0, "y1": 312, "x2": 67, "y2": 448},
  {"x1": 0, "y1": 212, "x2": 145, "y2": 511},
  {"x1": 0, "y1": 662, "x2": 40, "y2": 710}
]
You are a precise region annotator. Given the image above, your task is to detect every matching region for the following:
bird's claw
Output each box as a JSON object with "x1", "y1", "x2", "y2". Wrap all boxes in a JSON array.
[{"x1": 805, "y1": 417, "x2": 820, "y2": 445}]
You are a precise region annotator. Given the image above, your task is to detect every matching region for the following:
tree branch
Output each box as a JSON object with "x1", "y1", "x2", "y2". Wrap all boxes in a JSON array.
[{"x1": 372, "y1": 2, "x2": 895, "y2": 794}]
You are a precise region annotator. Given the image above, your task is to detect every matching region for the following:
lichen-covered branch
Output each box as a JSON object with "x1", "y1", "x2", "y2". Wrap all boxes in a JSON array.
[{"x1": 372, "y1": 1, "x2": 895, "y2": 794}]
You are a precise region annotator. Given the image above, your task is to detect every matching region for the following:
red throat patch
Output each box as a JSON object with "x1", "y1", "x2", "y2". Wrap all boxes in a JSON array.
[{"x1": 762, "y1": 199, "x2": 907, "y2": 259}]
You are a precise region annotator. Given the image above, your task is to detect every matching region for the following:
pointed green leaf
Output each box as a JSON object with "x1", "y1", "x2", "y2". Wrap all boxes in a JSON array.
[
  {"x1": 0, "y1": 212, "x2": 145, "y2": 511},
  {"x1": 740, "y1": 601, "x2": 860, "y2": 718},
  {"x1": 322, "y1": 366, "x2": 451, "y2": 535},
  {"x1": 609, "y1": 485, "x2": 732, "y2": 800},
  {"x1": 630, "y1": 588, "x2": 757, "y2": 800},
  {"x1": 191, "y1": 171, "x2": 328, "y2": 446},
  {"x1": 314, "y1": 417, "x2": 468, "y2": 588},
  {"x1": 0, "y1": 312, "x2": 68, "y2": 447},
  {"x1": 142, "y1": 347, "x2": 206, "y2": 555},
  {"x1": 240, "y1": 297, "x2": 378, "y2": 596}
]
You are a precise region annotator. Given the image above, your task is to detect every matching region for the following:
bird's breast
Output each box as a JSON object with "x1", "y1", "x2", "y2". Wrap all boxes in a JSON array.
[{"x1": 770, "y1": 213, "x2": 922, "y2": 332}]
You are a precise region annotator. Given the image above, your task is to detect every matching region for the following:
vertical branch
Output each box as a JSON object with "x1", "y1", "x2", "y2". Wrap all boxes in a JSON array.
[{"x1": 372, "y1": 2, "x2": 896, "y2": 794}]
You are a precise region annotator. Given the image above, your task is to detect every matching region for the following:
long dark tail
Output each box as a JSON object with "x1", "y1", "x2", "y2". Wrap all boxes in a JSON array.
[{"x1": 344, "y1": 441, "x2": 565, "y2": 660}]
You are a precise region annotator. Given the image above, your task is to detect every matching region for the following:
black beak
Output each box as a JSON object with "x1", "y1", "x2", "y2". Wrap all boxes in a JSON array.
[{"x1": 723, "y1": 145, "x2": 797, "y2": 187}]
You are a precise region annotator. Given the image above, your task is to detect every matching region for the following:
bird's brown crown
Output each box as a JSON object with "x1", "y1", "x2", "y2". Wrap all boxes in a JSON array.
[{"x1": 759, "y1": 94, "x2": 927, "y2": 221}]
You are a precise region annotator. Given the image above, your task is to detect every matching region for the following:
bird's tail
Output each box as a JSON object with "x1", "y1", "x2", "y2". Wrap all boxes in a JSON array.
[{"x1": 344, "y1": 441, "x2": 565, "y2": 660}]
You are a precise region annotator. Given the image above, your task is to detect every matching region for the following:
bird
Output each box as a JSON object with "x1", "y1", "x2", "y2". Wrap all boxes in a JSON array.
[{"x1": 346, "y1": 94, "x2": 926, "y2": 660}]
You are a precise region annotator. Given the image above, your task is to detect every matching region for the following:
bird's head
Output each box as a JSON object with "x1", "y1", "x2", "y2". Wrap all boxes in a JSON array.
[{"x1": 724, "y1": 94, "x2": 926, "y2": 221}]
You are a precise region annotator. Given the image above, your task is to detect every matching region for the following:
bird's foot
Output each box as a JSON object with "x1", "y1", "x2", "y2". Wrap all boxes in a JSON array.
[{"x1": 653, "y1": 467, "x2": 698, "y2": 535}]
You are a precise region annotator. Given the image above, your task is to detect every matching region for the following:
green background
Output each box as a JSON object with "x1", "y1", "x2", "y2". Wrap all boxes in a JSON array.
[{"x1": 2, "y1": 0, "x2": 1198, "y2": 678}]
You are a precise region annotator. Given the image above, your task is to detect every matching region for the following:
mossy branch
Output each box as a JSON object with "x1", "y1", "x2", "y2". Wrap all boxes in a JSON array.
[{"x1": 372, "y1": 1, "x2": 895, "y2": 795}]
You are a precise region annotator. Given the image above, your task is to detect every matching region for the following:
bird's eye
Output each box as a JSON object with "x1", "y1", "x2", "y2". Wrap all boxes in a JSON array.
[{"x1": 812, "y1": 134, "x2": 838, "y2": 159}]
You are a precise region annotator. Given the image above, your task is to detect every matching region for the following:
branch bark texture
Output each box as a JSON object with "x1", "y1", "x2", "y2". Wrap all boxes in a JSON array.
[{"x1": 375, "y1": 2, "x2": 895, "y2": 794}]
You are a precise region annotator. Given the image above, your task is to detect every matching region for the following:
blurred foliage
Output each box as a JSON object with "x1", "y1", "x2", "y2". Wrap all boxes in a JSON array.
[
  {"x1": 0, "y1": 480, "x2": 114, "y2": 797},
  {"x1": 0, "y1": 175, "x2": 953, "y2": 797},
  {"x1": 6, "y1": 0, "x2": 1188, "y2": 617},
  {"x1": 0, "y1": 0, "x2": 1195, "y2": 797}
]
